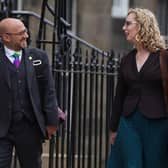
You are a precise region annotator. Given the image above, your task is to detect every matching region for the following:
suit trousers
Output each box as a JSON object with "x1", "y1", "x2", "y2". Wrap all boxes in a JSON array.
[
  {"x1": 107, "y1": 109, "x2": 168, "y2": 168},
  {"x1": 0, "y1": 116, "x2": 43, "y2": 168}
]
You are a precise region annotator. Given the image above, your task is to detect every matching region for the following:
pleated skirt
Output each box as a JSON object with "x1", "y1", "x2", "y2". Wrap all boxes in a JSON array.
[{"x1": 107, "y1": 109, "x2": 168, "y2": 168}]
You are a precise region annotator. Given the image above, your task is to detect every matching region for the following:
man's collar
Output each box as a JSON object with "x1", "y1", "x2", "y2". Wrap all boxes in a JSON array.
[{"x1": 4, "y1": 46, "x2": 22, "y2": 57}]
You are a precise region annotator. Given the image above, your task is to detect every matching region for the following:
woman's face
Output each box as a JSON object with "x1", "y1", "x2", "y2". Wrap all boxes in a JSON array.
[{"x1": 122, "y1": 13, "x2": 140, "y2": 44}]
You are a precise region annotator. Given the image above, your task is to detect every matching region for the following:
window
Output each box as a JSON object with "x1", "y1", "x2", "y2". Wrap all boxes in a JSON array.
[{"x1": 111, "y1": 0, "x2": 129, "y2": 18}]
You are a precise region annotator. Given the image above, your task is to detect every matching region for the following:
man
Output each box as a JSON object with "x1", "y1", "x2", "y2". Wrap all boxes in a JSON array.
[{"x1": 0, "y1": 18, "x2": 58, "y2": 168}]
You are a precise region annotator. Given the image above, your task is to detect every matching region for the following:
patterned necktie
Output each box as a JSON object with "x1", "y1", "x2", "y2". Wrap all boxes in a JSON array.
[{"x1": 12, "y1": 52, "x2": 20, "y2": 68}]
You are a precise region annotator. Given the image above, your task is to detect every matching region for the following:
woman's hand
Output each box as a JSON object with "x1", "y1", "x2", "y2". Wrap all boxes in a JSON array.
[{"x1": 110, "y1": 131, "x2": 117, "y2": 145}]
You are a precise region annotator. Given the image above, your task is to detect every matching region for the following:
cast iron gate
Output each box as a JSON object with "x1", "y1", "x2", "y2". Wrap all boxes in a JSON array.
[{"x1": 50, "y1": 43, "x2": 119, "y2": 168}]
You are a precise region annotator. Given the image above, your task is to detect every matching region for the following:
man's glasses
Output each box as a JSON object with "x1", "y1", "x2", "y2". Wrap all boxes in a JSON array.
[
  {"x1": 5, "y1": 28, "x2": 28, "y2": 36},
  {"x1": 124, "y1": 20, "x2": 137, "y2": 27}
]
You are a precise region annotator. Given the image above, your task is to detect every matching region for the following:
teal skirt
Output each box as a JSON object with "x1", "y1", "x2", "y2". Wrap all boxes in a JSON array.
[{"x1": 107, "y1": 109, "x2": 168, "y2": 168}]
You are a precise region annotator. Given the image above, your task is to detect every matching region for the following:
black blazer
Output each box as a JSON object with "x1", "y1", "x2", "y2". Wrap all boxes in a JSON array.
[
  {"x1": 110, "y1": 49, "x2": 168, "y2": 131},
  {"x1": 0, "y1": 46, "x2": 58, "y2": 138}
]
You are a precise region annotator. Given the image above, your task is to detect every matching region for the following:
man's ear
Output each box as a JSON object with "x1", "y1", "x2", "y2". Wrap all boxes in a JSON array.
[{"x1": 1, "y1": 33, "x2": 10, "y2": 42}]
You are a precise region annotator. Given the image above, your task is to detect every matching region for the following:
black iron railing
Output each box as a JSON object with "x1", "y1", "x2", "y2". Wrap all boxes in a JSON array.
[{"x1": 49, "y1": 31, "x2": 120, "y2": 168}]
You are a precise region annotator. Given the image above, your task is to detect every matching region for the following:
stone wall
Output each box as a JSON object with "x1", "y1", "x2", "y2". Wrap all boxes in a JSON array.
[{"x1": 76, "y1": 0, "x2": 159, "y2": 53}]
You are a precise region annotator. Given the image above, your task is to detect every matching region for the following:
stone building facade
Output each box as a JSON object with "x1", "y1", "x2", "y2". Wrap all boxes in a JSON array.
[{"x1": 20, "y1": 0, "x2": 168, "y2": 53}]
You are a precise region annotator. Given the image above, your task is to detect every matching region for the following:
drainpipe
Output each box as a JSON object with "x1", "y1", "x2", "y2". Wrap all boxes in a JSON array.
[{"x1": 17, "y1": 0, "x2": 23, "y2": 10}]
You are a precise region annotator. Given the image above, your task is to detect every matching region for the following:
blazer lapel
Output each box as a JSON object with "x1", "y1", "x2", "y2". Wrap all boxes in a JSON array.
[
  {"x1": 23, "y1": 48, "x2": 34, "y2": 90},
  {"x1": 139, "y1": 53, "x2": 153, "y2": 76},
  {"x1": 133, "y1": 51, "x2": 153, "y2": 77},
  {"x1": 0, "y1": 48, "x2": 11, "y2": 89}
]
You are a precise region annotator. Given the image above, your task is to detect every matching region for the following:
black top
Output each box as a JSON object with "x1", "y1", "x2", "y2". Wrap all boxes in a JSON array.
[{"x1": 110, "y1": 49, "x2": 168, "y2": 131}]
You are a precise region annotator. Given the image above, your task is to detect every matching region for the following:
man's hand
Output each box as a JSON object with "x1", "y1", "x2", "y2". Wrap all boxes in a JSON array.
[{"x1": 46, "y1": 126, "x2": 57, "y2": 139}]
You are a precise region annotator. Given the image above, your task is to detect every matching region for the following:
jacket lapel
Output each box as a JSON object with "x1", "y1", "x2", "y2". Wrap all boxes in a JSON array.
[
  {"x1": 0, "y1": 47, "x2": 11, "y2": 89},
  {"x1": 23, "y1": 48, "x2": 34, "y2": 90}
]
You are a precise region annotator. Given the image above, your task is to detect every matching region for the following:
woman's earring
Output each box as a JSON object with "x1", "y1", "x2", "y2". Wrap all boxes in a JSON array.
[{"x1": 135, "y1": 34, "x2": 140, "y2": 42}]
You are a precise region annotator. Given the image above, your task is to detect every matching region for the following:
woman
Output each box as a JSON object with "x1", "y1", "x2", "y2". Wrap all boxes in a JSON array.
[{"x1": 107, "y1": 8, "x2": 168, "y2": 168}]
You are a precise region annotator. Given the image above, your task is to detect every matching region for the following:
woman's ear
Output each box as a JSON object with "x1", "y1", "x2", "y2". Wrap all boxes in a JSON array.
[{"x1": 137, "y1": 23, "x2": 141, "y2": 32}]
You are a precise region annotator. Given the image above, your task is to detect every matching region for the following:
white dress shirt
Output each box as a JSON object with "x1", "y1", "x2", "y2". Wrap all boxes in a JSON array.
[{"x1": 4, "y1": 46, "x2": 22, "y2": 64}]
